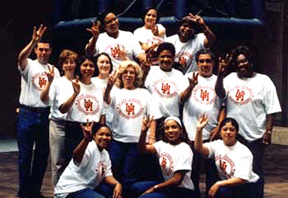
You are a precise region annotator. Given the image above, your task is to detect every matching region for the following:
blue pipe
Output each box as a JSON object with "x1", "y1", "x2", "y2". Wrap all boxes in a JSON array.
[{"x1": 53, "y1": 16, "x2": 264, "y2": 30}]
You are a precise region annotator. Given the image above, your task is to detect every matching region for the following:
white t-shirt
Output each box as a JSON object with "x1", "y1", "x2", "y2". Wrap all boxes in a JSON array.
[
  {"x1": 92, "y1": 30, "x2": 144, "y2": 71},
  {"x1": 108, "y1": 87, "x2": 158, "y2": 143},
  {"x1": 91, "y1": 77, "x2": 114, "y2": 128},
  {"x1": 59, "y1": 81, "x2": 105, "y2": 123},
  {"x1": 133, "y1": 24, "x2": 166, "y2": 46},
  {"x1": 223, "y1": 73, "x2": 282, "y2": 141},
  {"x1": 48, "y1": 76, "x2": 71, "y2": 120},
  {"x1": 154, "y1": 141, "x2": 194, "y2": 190},
  {"x1": 183, "y1": 73, "x2": 220, "y2": 141},
  {"x1": 145, "y1": 66, "x2": 188, "y2": 118},
  {"x1": 18, "y1": 58, "x2": 60, "y2": 107},
  {"x1": 54, "y1": 141, "x2": 112, "y2": 197},
  {"x1": 204, "y1": 140, "x2": 259, "y2": 183},
  {"x1": 165, "y1": 33, "x2": 206, "y2": 74}
]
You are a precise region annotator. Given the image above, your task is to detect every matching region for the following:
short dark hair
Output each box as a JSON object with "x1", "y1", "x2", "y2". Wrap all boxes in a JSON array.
[
  {"x1": 75, "y1": 55, "x2": 96, "y2": 79},
  {"x1": 92, "y1": 123, "x2": 111, "y2": 137},
  {"x1": 219, "y1": 117, "x2": 239, "y2": 134},
  {"x1": 231, "y1": 45, "x2": 254, "y2": 67},
  {"x1": 156, "y1": 42, "x2": 175, "y2": 57},
  {"x1": 36, "y1": 38, "x2": 52, "y2": 49},
  {"x1": 195, "y1": 48, "x2": 216, "y2": 62}
]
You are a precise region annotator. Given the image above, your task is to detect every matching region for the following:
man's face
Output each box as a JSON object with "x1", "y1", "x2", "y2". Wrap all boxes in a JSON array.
[
  {"x1": 158, "y1": 50, "x2": 174, "y2": 71},
  {"x1": 34, "y1": 43, "x2": 52, "y2": 64},
  {"x1": 197, "y1": 54, "x2": 214, "y2": 78}
]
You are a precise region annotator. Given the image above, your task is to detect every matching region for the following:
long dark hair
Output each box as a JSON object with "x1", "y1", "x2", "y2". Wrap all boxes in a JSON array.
[{"x1": 75, "y1": 55, "x2": 96, "y2": 79}]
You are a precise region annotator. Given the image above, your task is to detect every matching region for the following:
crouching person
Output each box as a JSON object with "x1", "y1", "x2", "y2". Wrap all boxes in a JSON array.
[
  {"x1": 195, "y1": 115, "x2": 259, "y2": 198},
  {"x1": 54, "y1": 120, "x2": 122, "y2": 198}
]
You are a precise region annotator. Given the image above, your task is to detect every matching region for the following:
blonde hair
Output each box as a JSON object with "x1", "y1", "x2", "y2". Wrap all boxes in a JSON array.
[{"x1": 115, "y1": 60, "x2": 143, "y2": 88}]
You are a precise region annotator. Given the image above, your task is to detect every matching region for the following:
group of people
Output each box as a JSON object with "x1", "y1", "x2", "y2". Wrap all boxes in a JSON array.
[{"x1": 16, "y1": 7, "x2": 281, "y2": 198}]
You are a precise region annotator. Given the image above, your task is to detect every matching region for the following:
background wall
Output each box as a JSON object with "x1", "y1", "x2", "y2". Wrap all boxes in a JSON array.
[{"x1": 2, "y1": 0, "x2": 287, "y2": 139}]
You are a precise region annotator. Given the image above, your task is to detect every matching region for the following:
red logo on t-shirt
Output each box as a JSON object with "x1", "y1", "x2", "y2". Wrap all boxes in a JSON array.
[{"x1": 228, "y1": 86, "x2": 253, "y2": 105}]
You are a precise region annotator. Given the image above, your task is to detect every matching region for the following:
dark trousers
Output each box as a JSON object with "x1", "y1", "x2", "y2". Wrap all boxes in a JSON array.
[
  {"x1": 17, "y1": 106, "x2": 50, "y2": 196},
  {"x1": 238, "y1": 136, "x2": 265, "y2": 198}
]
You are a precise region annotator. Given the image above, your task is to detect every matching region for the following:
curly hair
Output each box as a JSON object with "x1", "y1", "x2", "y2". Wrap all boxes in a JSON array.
[{"x1": 115, "y1": 60, "x2": 143, "y2": 88}]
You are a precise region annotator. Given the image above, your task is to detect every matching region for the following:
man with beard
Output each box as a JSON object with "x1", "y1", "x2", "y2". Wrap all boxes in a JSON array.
[
  {"x1": 165, "y1": 13, "x2": 216, "y2": 74},
  {"x1": 215, "y1": 45, "x2": 281, "y2": 198}
]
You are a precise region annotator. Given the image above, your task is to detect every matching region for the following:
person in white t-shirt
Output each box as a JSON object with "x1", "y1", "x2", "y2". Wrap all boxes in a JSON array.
[
  {"x1": 17, "y1": 25, "x2": 61, "y2": 198},
  {"x1": 165, "y1": 13, "x2": 216, "y2": 74},
  {"x1": 195, "y1": 115, "x2": 259, "y2": 198},
  {"x1": 91, "y1": 52, "x2": 114, "y2": 129},
  {"x1": 103, "y1": 60, "x2": 159, "y2": 197},
  {"x1": 215, "y1": 46, "x2": 282, "y2": 198},
  {"x1": 133, "y1": 7, "x2": 166, "y2": 65},
  {"x1": 180, "y1": 48, "x2": 223, "y2": 197},
  {"x1": 54, "y1": 120, "x2": 122, "y2": 198},
  {"x1": 59, "y1": 55, "x2": 106, "y2": 167},
  {"x1": 40, "y1": 49, "x2": 79, "y2": 187},
  {"x1": 132, "y1": 116, "x2": 197, "y2": 198},
  {"x1": 85, "y1": 11, "x2": 146, "y2": 71},
  {"x1": 143, "y1": 42, "x2": 188, "y2": 142}
]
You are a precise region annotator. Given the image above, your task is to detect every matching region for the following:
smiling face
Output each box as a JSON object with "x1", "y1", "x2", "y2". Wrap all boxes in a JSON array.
[
  {"x1": 34, "y1": 42, "x2": 52, "y2": 64},
  {"x1": 122, "y1": 65, "x2": 136, "y2": 89},
  {"x1": 80, "y1": 59, "x2": 95, "y2": 80},
  {"x1": 62, "y1": 57, "x2": 77, "y2": 74},
  {"x1": 97, "y1": 54, "x2": 111, "y2": 77},
  {"x1": 144, "y1": 9, "x2": 157, "y2": 29},
  {"x1": 159, "y1": 50, "x2": 174, "y2": 71},
  {"x1": 220, "y1": 122, "x2": 237, "y2": 146},
  {"x1": 178, "y1": 22, "x2": 195, "y2": 42},
  {"x1": 93, "y1": 126, "x2": 112, "y2": 151},
  {"x1": 164, "y1": 120, "x2": 182, "y2": 145},
  {"x1": 236, "y1": 54, "x2": 253, "y2": 78},
  {"x1": 104, "y1": 13, "x2": 119, "y2": 35},
  {"x1": 197, "y1": 54, "x2": 214, "y2": 77}
]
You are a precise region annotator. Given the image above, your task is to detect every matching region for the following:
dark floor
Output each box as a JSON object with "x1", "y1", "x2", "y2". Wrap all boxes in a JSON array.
[{"x1": 0, "y1": 144, "x2": 288, "y2": 198}]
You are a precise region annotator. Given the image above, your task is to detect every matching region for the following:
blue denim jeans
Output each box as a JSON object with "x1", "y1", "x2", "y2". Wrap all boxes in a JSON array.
[
  {"x1": 17, "y1": 106, "x2": 50, "y2": 196},
  {"x1": 132, "y1": 180, "x2": 197, "y2": 198},
  {"x1": 67, "y1": 188, "x2": 105, "y2": 198},
  {"x1": 108, "y1": 139, "x2": 141, "y2": 196},
  {"x1": 211, "y1": 182, "x2": 258, "y2": 198}
]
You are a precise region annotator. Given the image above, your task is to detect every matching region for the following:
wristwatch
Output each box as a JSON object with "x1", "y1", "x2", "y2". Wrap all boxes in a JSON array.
[{"x1": 153, "y1": 185, "x2": 159, "y2": 190}]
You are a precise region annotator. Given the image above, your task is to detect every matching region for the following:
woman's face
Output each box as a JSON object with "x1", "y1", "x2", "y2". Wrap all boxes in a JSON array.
[
  {"x1": 104, "y1": 13, "x2": 119, "y2": 34},
  {"x1": 62, "y1": 57, "x2": 76, "y2": 73},
  {"x1": 93, "y1": 126, "x2": 112, "y2": 150},
  {"x1": 122, "y1": 65, "x2": 136, "y2": 89},
  {"x1": 80, "y1": 59, "x2": 95, "y2": 79},
  {"x1": 236, "y1": 54, "x2": 253, "y2": 78},
  {"x1": 144, "y1": 9, "x2": 157, "y2": 28},
  {"x1": 97, "y1": 55, "x2": 111, "y2": 77},
  {"x1": 164, "y1": 120, "x2": 181, "y2": 144},
  {"x1": 220, "y1": 122, "x2": 237, "y2": 146}
]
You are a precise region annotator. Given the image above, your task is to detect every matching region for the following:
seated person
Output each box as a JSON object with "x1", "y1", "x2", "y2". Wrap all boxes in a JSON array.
[
  {"x1": 54, "y1": 121, "x2": 122, "y2": 198},
  {"x1": 195, "y1": 115, "x2": 259, "y2": 198},
  {"x1": 132, "y1": 116, "x2": 197, "y2": 198}
]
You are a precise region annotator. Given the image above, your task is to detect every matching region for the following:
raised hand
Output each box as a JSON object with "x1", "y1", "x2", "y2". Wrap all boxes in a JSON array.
[
  {"x1": 152, "y1": 25, "x2": 159, "y2": 36},
  {"x1": 87, "y1": 20, "x2": 101, "y2": 39},
  {"x1": 197, "y1": 114, "x2": 209, "y2": 131},
  {"x1": 80, "y1": 119, "x2": 95, "y2": 141},
  {"x1": 32, "y1": 24, "x2": 47, "y2": 43},
  {"x1": 72, "y1": 75, "x2": 81, "y2": 95},
  {"x1": 45, "y1": 65, "x2": 55, "y2": 83},
  {"x1": 141, "y1": 115, "x2": 154, "y2": 133},
  {"x1": 188, "y1": 72, "x2": 199, "y2": 87},
  {"x1": 187, "y1": 13, "x2": 205, "y2": 26},
  {"x1": 218, "y1": 53, "x2": 232, "y2": 76}
]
